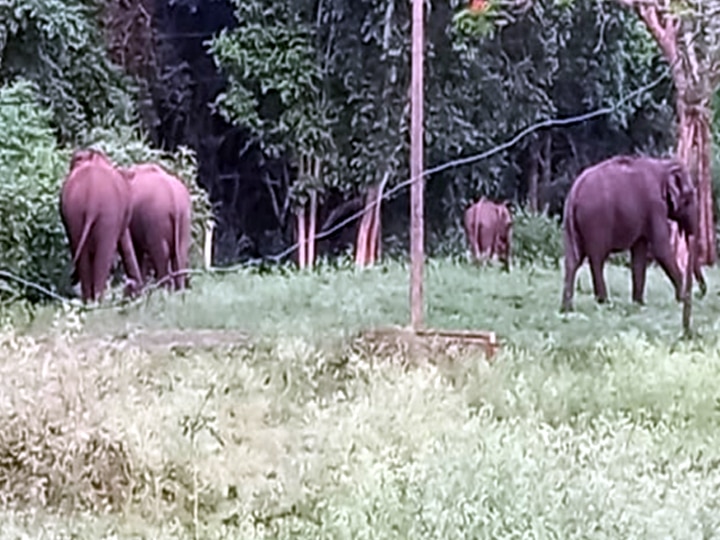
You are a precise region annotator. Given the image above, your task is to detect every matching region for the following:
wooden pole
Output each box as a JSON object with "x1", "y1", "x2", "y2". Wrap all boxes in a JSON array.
[{"x1": 409, "y1": 0, "x2": 425, "y2": 329}]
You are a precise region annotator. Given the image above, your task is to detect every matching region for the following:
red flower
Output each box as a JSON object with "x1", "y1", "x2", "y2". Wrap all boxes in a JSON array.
[{"x1": 468, "y1": 0, "x2": 488, "y2": 13}]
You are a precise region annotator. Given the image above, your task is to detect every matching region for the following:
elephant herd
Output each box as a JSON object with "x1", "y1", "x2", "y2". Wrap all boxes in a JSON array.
[
  {"x1": 464, "y1": 154, "x2": 708, "y2": 312},
  {"x1": 59, "y1": 149, "x2": 706, "y2": 313},
  {"x1": 59, "y1": 148, "x2": 192, "y2": 303}
]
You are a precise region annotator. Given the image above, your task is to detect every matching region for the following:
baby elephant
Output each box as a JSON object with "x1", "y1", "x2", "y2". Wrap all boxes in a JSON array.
[{"x1": 463, "y1": 197, "x2": 513, "y2": 270}]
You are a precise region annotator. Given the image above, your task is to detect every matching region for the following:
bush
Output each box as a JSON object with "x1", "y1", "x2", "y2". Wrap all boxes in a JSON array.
[
  {"x1": 511, "y1": 207, "x2": 563, "y2": 267},
  {"x1": 0, "y1": 80, "x2": 73, "y2": 301}
]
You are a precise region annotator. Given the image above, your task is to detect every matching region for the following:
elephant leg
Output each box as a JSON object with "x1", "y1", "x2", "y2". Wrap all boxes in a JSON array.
[
  {"x1": 695, "y1": 262, "x2": 707, "y2": 297},
  {"x1": 141, "y1": 254, "x2": 152, "y2": 282},
  {"x1": 465, "y1": 222, "x2": 478, "y2": 262},
  {"x1": 561, "y1": 250, "x2": 584, "y2": 312},
  {"x1": 470, "y1": 223, "x2": 481, "y2": 263},
  {"x1": 653, "y1": 246, "x2": 683, "y2": 302},
  {"x1": 649, "y1": 217, "x2": 684, "y2": 301},
  {"x1": 149, "y1": 241, "x2": 172, "y2": 289},
  {"x1": 588, "y1": 255, "x2": 608, "y2": 303},
  {"x1": 76, "y1": 251, "x2": 93, "y2": 304},
  {"x1": 91, "y1": 238, "x2": 118, "y2": 303},
  {"x1": 478, "y1": 224, "x2": 493, "y2": 263},
  {"x1": 689, "y1": 236, "x2": 707, "y2": 297},
  {"x1": 118, "y1": 230, "x2": 143, "y2": 296},
  {"x1": 630, "y1": 241, "x2": 649, "y2": 304},
  {"x1": 173, "y1": 237, "x2": 190, "y2": 290}
]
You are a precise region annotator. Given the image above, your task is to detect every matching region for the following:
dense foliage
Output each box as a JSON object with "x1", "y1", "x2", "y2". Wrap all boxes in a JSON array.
[
  {"x1": 202, "y1": 0, "x2": 681, "y2": 262},
  {"x1": 0, "y1": 0, "x2": 138, "y2": 142},
  {"x1": 0, "y1": 81, "x2": 73, "y2": 299},
  {"x1": 0, "y1": 0, "x2": 718, "y2": 288}
]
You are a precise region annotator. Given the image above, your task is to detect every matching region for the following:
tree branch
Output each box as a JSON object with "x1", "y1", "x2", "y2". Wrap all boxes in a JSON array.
[{"x1": 635, "y1": 4, "x2": 679, "y2": 68}]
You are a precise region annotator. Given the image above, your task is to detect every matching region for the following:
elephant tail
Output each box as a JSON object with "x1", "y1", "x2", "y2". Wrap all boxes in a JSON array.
[
  {"x1": 171, "y1": 211, "x2": 182, "y2": 277},
  {"x1": 71, "y1": 213, "x2": 95, "y2": 267},
  {"x1": 562, "y1": 192, "x2": 581, "y2": 265},
  {"x1": 170, "y1": 196, "x2": 190, "y2": 284}
]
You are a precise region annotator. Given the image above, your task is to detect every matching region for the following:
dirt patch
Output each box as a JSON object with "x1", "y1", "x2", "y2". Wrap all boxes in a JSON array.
[
  {"x1": 65, "y1": 328, "x2": 253, "y2": 354},
  {"x1": 356, "y1": 326, "x2": 500, "y2": 362},
  {"x1": 127, "y1": 328, "x2": 251, "y2": 351}
]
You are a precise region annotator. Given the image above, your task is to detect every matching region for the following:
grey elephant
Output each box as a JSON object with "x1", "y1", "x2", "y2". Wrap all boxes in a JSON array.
[
  {"x1": 60, "y1": 149, "x2": 143, "y2": 303},
  {"x1": 463, "y1": 197, "x2": 513, "y2": 270},
  {"x1": 560, "y1": 154, "x2": 706, "y2": 312}
]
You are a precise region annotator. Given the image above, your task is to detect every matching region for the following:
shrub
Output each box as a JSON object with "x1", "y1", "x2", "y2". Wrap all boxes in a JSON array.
[
  {"x1": 0, "y1": 80, "x2": 73, "y2": 301},
  {"x1": 510, "y1": 207, "x2": 563, "y2": 267}
]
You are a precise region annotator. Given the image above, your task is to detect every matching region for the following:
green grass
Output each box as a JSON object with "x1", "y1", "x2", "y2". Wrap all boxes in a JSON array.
[
  {"x1": 27, "y1": 257, "x2": 720, "y2": 345},
  {"x1": 3, "y1": 258, "x2": 720, "y2": 538}
]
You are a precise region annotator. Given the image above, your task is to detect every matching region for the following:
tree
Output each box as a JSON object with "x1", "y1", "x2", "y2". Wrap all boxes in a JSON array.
[
  {"x1": 0, "y1": 0, "x2": 140, "y2": 143},
  {"x1": 209, "y1": 0, "x2": 336, "y2": 269},
  {"x1": 0, "y1": 80, "x2": 72, "y2": 301},
  {"x1": 438, "y1": 0, "x2": 673, "y2": 223},
  {"x1": 614, "y1": 0, "x2": 720, "y2": 265},
  {"x1": 329, "y1": 0, "x2": 411, "y2": 267}
]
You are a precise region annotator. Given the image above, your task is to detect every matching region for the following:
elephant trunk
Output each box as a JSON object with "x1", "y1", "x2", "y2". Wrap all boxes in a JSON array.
[
  {"x1": 688, "y1": 233, "x2": 708, "y2": 297},
  {"x1": 682, "y1": 230, "x2": 700, "y2": 334}
]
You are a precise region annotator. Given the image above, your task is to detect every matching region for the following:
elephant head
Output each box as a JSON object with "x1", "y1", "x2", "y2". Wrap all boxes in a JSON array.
[
  {"x1": 661, "y1": 159, "x2": 707, "y2": 297},
  {"x1": 663, "y1": 159, "x2": 698, "y2": 236}
]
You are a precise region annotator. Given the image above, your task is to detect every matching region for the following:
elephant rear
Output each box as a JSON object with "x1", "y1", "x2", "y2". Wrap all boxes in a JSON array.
[
  {"x1": 60, "y1": 149, "x2": 142, "y2": 303},
  {"x1": 127, "y1": 163, "x2": 192, "y2": 291},
  {"x1": 463, "y1": 198, "x2": 512, "y2": 267}
]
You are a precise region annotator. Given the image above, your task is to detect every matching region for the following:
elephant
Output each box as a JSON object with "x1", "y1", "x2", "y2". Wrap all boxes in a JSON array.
[
  {"x1": 59, "y1": 149, "x2": 143, "y2": 303},
  {"x1": 560, "y1": 154, "x2": 705, "y2": 312},
  {"x1": 463, "y1": 197, "x2": 513, "y2": 270},
  {"x1": 123, "y1": 163, "x2": 192, "y2": 291}
]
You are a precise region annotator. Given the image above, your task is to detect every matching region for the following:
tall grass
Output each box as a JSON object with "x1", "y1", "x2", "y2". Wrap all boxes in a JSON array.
[{"x1": 2, "y1": 259, "x2": 720, "y2": 538}]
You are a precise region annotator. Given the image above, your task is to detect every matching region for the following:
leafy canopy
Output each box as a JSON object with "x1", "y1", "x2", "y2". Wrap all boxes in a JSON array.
[{"x1": 208, "y1": 0, "x2": 335, "y2": 203}]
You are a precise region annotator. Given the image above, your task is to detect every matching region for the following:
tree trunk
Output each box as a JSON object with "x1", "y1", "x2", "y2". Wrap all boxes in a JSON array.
[
  {"x1": 618, "y1": 1, "x2": 717, "y2": 265},
  {"x1": 296, "y1": 207, "x2": 307, "y2": 269},
  {"x1": 527, "y1": 137, "x2": 539, "y2": 213},
  {"x1": 203, "y1": 219, "x2": 215, "y2": 270},
  {"x1": 354, "y1": 185, "x2": 380, "y2": 266},
  {"x1": 308, "y1": 191, "x2": 317, "y2": 267},
  {"x1": 676, "y1": 106, "x2": 715, "y2": 265},
  {"x1": 354, "y1": 171, "x2": 391, "y2": 267}
]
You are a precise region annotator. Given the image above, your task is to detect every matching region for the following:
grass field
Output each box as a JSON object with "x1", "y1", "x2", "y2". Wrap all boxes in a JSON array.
[{"x1": 2, "y1": 258, "x2": 720, "y2": 538}]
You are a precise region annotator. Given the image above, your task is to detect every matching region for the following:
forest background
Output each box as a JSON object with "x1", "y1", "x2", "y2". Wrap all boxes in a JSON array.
[{"x1": 0, "y1": 0, "x2": 719, "y2": 300}]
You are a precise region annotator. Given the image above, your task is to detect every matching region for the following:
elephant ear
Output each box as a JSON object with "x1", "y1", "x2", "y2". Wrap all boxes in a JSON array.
[{"x1": 664, "y1": 160, "x2": 693, "y2": 215}]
